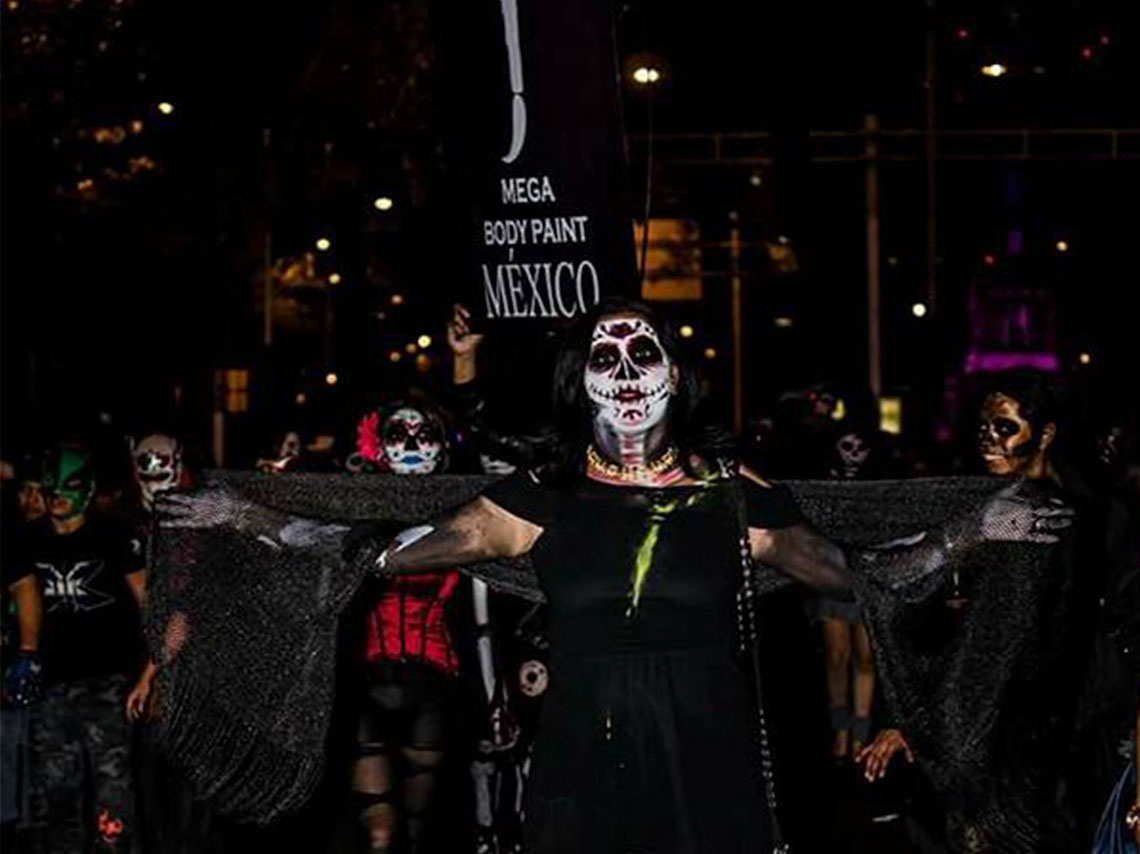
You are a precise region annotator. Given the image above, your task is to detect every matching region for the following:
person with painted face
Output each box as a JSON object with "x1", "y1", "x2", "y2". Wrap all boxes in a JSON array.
[
  {"x1": 14, "y1": 443, "x2": 150, "y2": 853},
  {"x1": 162, "y1": 300, "x2": 1073, "y2": 852},
  {"x1": 341, "y1": 299, "x2": 1071, "y2": 853},
  {"x1": 345, "y1": 402, "x2": 464, "y2": 853},
  {"x1": 856, "y1": 370, "x2": 1102, "y2": 852}
]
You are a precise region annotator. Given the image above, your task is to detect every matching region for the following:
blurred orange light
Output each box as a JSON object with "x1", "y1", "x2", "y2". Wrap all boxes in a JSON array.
[{"x1": 390, "y1": 293, "x2": 404, "y2": 306}]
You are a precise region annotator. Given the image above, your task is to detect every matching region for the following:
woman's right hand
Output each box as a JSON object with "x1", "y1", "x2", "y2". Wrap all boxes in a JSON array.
[{"x1": 856, "y1": 728, "x2": 914, "y2": 781}]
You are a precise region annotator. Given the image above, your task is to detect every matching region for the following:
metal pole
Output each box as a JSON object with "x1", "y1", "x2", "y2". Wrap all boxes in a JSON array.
[
  {"x1": 923, "y1": 13, "x2": 938, "y2": 312},
  {"x1": 263, "y1": 231, "x2": 273, "y2": 347},
  {"x1": 729, "y1": 211, "x2": 744, "y2": 434},
  {"x1": 864, "y1": 114, "x2": 882, "y2": 400}
]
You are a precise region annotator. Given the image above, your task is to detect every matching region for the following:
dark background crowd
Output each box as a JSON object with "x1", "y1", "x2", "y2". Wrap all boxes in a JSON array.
[{"x1": 2, "y1": 309, "x2": 1139, "y2": 852}]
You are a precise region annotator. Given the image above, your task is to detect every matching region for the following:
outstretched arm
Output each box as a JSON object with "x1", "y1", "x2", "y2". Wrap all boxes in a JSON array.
[
  {"x1": 355, "y1": 497, "x2": 542, "y2": 574},
  {"x1": 750, "y1": 480, "x2": 1073, "y2": 598},
  {"x1": 750, "y1": 523, "x2": 853, "y2": 595}
]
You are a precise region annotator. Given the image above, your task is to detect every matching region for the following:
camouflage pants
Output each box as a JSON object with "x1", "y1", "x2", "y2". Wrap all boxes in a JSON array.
[{"x1": 28, "y1": 675, "x2": 135, "y2": 853}]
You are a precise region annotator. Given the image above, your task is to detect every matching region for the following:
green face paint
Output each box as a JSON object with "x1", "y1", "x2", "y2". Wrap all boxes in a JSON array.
[{"x1": 43, "y1": 446, "x2": 95, "y2": 521}]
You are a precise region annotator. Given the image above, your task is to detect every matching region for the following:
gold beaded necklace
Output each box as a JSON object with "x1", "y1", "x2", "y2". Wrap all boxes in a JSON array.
[{"x1": 586, "y1": 444, "x2": 680, "y2": 483}]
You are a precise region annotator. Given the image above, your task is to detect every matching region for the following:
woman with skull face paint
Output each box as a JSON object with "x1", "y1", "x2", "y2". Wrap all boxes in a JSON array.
[
  {"x1": 159, "y1": 302, "x2": 1076, "y2": 852},
  {"x1": 345, "y1": 402, "x2": 464, "y2": 853},
  {"x1": 856, "y1": 370, "x2": 1111, "y2": 852},
  {"x1": 341, "y1": 298, "x2": 1075, "y2": 854}
]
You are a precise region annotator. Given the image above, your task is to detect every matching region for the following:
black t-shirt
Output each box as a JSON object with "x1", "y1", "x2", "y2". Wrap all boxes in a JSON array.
[{"x1": 13, "y1": 517, "x2": 145, "y2": 684}]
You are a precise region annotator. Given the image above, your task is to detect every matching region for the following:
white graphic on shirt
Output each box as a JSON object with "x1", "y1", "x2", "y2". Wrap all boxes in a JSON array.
[{"x1": 37, "y1": 560, "x2": 114, "y2": 613}]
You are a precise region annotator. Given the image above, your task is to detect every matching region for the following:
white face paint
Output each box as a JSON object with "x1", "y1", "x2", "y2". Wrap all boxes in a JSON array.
[
  {"x1": 133, "y1": 433, "x2": 183, "y2": 511},
  {"x1": 833, "y1": 432, "x2": 870, "y2": 478},
  {"x1": 585, "y1": 316, "x2": 672, "y2": 435},
  {"x1": 518, "y1": 659, "x2": 549, "y2": 698},
  {"x1": 382, "y1": 407, "x2": 443, "y2": 475}
]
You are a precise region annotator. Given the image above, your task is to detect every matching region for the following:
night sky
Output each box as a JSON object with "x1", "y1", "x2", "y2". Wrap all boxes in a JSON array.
[{"x1": 2, "y1": 0, "x2": 1137, "y2": 458}]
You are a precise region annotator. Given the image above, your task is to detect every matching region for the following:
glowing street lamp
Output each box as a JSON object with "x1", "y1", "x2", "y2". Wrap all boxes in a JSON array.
[
  {"x1": 373, "y1": 196, "x2": 394, "y2": 212},
  {"x1": 980, "y1": 63, "x2": 1007, "y2": 78},
  {"x1": 912, "y1": 302, "x2": 928, "y2": 318},
  {"x1": 157, "y1": 101, "x2": 175, "y2": 115},
  {"x1": 417, "y1": 334, "x2": 432, "y2": 348},
  {"x1": 390, "y1": 293, "x2": 404, "y2": 306},
  {"x1": 325, "y1": 372, "x2": 338, "y2": 386},
  {"x1": 316, "y1": 237, "x2": 331, "y2": 252},
  {"x1": 1054, "y1": 240, "x2": 1069, "y2": 253},
  {"x1": 1078, "y1": 352, "x2": 1091, "y2": 365},
  {"x1": 327, "y1": 272, "x2": 342, "y2": 285},
  {"x1": 632, "y1": 66, "x2": 661, "y2": 86},
  {"x1": 679, "y1": 325, "x2": 694, "y2": 338},
  {"x1": 703, "y1": 347, "x2": 717, "y2": 360}
]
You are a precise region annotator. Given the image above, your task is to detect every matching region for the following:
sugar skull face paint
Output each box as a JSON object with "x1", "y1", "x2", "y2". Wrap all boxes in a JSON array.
[
  {"x1": 585, "y1": 316, "x2": 673, "y2": 436},
  {"x1": 133, "y1": 433, "x2": 183, "y2": 512},
  {"x1": 977, "y1": 393, "x2": 1037, "y2": 476},
  {"x1": 381, "y1": 407, "x2": 443, "y2": 475},
  {"x1": 832, "y1": 431, "x2": 871, "y2": 479}
]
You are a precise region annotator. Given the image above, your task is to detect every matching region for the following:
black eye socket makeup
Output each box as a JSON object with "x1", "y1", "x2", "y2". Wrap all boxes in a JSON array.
[
  {"x1": 588, "y1": 344, "x2": 620, "y2": 372},
  {"x1": 629, "y1": 336, "x2": 664, "y2": 367}
]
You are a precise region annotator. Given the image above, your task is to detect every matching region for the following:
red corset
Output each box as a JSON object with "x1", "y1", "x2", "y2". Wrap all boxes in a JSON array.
[{"x1": 363, "y1": 571, "x2": 459, "y2": 675}]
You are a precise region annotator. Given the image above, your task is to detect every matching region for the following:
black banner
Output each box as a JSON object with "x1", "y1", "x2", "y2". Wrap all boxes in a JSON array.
[{"x1": 446, "y1": 0, "x2": 637, "y2": 328}]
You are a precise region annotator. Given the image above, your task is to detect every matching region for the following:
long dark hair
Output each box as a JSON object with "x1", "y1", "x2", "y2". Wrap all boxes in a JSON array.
[{"x1": 545, "y1": 297, "x2": 734, "y2": 484}]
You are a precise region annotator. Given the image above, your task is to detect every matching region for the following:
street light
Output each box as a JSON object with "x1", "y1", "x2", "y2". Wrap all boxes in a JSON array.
[
  {"x1": 980, "y1": 63, "x2": 1007, "y2": 78},
  {"x1": 1054, "y1": 240, "x2": 1069, "y2": 253},
  {"x1": 632, "y1": 66, "x2": 661, "y2": 85},
  {"x1": 390, "y1": 293, "x2": 404, "y2": 306},
  {"x1": 912, "y1": 302, "x2": 928, "y2": 318},
  {"x1": 417, "y1": 334, "x2": 432, "y2": 348},
  {"x1": 703, "y1": 347, "x2": 717, "y2": 360},
  {"x1": 325, "y1": 372, "x2": 338, "y2": 386},
  {"x1": 316, "y1": 237, "x2": 331, "y2": 252},
  {"x1": 157, "y1": 102, "x2": 175, "y2": 115},
  {"x1": 373, "y1": 196, "x2": 394, "y2": 212},
  {"x1": 328, "y1": 272, "x2": 342, "y2": 285},
  {"x1": 1079, "y1": 352, "x2": 1091, "y2": 365},
  {"x1": 679, "y1": 325, "x2": 694, "y2": 338}
]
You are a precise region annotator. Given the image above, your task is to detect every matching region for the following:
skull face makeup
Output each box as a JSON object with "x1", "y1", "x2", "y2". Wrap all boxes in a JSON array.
[
  {"x1": 518, "y1": 659, "x2": 549, "y2": 698},
  {"x1": 585, "y1": 316, "x2": 673, "y2": 437},
  {"x1": 832, "y1": 431, "x2": 871, "y2": 479},
  {"x1": 381, "y1": 407, "x2": 444, "y2": 475},
  {"x1": 133, "y1": 433, "x2": 183, "y2": 512},
  {"x1": 977, "y1": 393, "x2": 1041, "y2": 477}
]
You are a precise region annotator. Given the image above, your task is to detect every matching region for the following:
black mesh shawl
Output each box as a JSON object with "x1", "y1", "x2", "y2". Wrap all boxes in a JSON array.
[{"x1": 147, "y1": 472, "x2": 1078, "y2": 852}]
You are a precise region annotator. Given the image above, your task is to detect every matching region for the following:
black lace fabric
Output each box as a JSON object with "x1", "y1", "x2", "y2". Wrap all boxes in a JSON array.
[{"x1": 149, "y1": 472, "x2": 1076, "y2": 851}]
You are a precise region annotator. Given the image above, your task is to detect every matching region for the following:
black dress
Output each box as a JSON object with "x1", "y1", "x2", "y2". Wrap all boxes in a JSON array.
[{"x1": 482, "y1": 470, "x2": 803, "y2": 854}]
